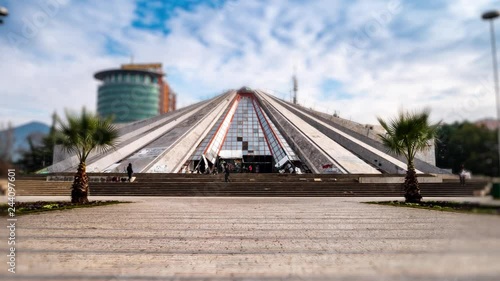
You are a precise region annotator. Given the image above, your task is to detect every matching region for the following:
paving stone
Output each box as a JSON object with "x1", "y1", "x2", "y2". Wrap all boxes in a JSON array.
[{"x1": 1, "y1": 196, "x2": 499, "y2": 280}]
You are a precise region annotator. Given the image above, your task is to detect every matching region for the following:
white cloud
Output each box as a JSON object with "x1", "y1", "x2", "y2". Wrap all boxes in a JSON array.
[{"x1": 1, "y1": 0, "x2": 500, "y2": 128}]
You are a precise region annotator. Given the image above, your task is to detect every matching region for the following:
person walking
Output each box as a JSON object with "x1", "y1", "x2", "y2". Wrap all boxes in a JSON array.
[
  {"x1": 459, "y1": 164, "x2": 466, "y2": 185},
  {"x1": 127, "y1": 163, "x2": 134, "y2": 182},
  {"x1": 224, "y1": 163, "x2": 230, "y2": 182}
]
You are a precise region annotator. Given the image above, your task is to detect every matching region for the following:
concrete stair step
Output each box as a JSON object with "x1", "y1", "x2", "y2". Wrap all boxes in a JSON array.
[{"x1": 14, "y1": 175, "x2": 487, "y2": 197}]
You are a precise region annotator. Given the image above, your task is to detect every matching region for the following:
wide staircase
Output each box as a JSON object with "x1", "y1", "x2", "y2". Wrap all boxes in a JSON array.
[{"x1": 13, "y1": 173, "x2": 488, "y2": 197}]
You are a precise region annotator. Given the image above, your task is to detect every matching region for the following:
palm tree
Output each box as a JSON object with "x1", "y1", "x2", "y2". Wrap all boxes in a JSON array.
[
  {"x1": 56, "y1": 109, "x2": 118, "y2": 203},
  {"x1": 377, "y1": 109, "x2": 440, "y2": 203}
]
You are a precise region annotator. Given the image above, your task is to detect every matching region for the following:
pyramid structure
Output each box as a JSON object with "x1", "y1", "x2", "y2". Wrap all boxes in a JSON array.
[{"x1": 48, "y1": 87, "x2": 445, "y2": 174}]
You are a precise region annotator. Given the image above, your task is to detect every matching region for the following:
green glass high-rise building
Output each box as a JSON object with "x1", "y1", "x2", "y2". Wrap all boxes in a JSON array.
[{"x1": 94, "y1": 63, "x2": 176, "y2": 123}]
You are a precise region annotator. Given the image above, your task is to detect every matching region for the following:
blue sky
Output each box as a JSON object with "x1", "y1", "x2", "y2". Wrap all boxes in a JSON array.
[{"x1": 0, "y1": 0, "x2": 500, "y2": 127}]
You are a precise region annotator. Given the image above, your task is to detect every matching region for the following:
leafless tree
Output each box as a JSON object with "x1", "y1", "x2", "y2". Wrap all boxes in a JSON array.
[{"x1": 0, "y1": 122, "x2": 14, "y2": 176}]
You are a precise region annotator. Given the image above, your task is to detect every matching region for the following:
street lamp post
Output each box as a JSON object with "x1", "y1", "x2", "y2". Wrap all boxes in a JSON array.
[
  {"x1": 0, "y1": 6, "x2": 8, "y2": 24},
  {"x1": 482, "y1": 10, "x2": 500, "y2": 177}
]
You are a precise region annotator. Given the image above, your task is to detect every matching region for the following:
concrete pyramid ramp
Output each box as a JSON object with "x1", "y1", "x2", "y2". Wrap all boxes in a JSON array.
[{"x1": 47, "y1": 87, "x2": 443, "y2": 174}]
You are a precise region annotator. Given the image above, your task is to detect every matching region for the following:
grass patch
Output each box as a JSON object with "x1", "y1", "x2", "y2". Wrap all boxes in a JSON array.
[
  {"x1": 0, "y1": 201, "x2": 126, "y2": 216},
  {"x1": 366, "y1": 200, "x2": 500, "y2": 215}
]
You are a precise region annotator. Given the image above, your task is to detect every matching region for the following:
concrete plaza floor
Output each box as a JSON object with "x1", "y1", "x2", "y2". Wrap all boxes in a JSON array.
[{"x1": 1, "y1": 196, "x2": 500, "y2": 281}]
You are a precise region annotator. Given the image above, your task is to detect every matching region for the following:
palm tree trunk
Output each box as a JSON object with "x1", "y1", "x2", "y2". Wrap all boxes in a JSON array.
[
  {"x1": 71, "y1": 162, "x2": 89, "y2": 203},
  {"x1": 404, "y1": 162, "x2": 422, "y2": 203}
]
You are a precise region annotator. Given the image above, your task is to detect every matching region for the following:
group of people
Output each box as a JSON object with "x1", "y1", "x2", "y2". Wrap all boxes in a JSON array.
[
  {"x1": 118, "y1": 162, "x2": 472, "y2": 186},
  {"x1": 109, "y1": 163, "x2": 134, "y2": 183},
  {"x1": 241, "y1": 164, "x2": 254, "y2": 173},
  {"x1": 123, "y1": 162, "x2": 232, "y2": 183}
]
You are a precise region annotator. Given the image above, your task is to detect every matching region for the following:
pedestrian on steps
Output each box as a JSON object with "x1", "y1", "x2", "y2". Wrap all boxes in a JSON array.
[
  {"x1": 127, "y1": 163, "x2": 134, "y2": 182},
  {"x1": 459, "y1": 164, "x2": 467, "y2": 186},
  {"x1": 224, "y1": 163, "x2": 230, "y2": 182}
]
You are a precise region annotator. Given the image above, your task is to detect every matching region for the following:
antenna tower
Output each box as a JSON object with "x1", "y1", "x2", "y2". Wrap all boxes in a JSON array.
[{"x1": 292, "y1": 67, "x2": 298, "y2": 104}]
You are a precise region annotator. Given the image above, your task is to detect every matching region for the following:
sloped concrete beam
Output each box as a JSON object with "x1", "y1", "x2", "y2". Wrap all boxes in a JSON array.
[
  {"x1": 145, "y1": 92, "x2": 237, "y2": 173},
  {"x1": 257, "y1": 90, "x2": 379, "y2": 174}
]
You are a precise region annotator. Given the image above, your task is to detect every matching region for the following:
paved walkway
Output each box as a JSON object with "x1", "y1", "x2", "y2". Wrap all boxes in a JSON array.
[{"x1": 1, "y1": 197, "x2": 500, "y2": 280}]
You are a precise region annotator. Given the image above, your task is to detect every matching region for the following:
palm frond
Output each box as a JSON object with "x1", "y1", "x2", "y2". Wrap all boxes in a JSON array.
[
  {"x1": 55, "y1": 108, "x2": 119, "y2": 163},
  {"x1": 377, "y1": 108, "x2": 440, "y2": 164}
]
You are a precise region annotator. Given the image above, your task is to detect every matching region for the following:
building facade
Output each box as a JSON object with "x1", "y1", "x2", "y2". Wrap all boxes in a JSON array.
[
  {"x1": 48, "y1": 87, "x2": 443, "y2": 175},
  {"x1": 94, "y1": 63, "x2": 176, "y2": 123}
]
